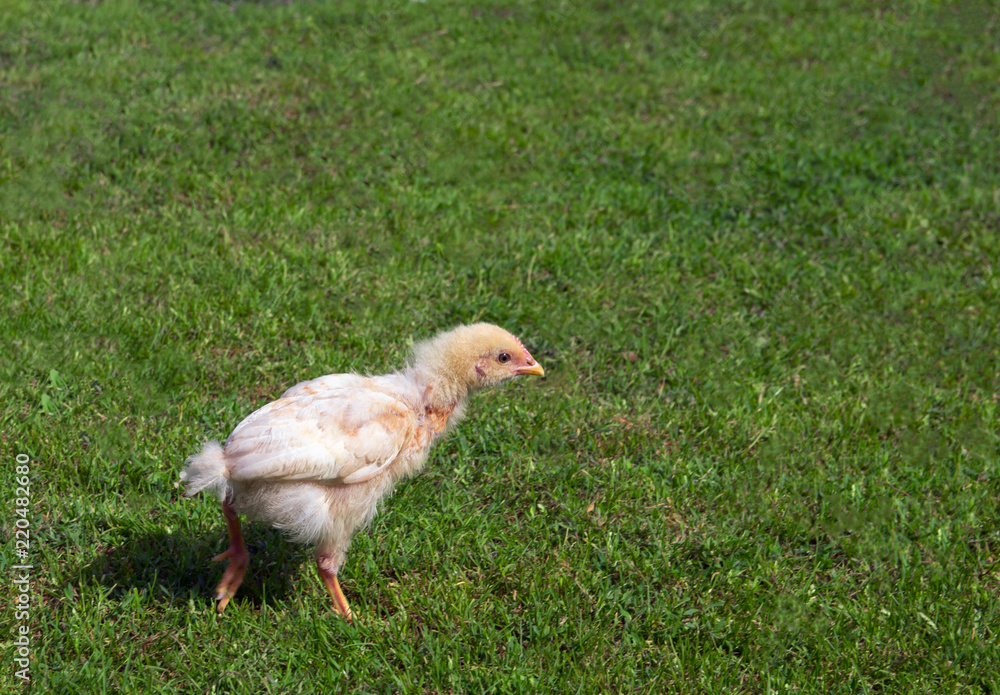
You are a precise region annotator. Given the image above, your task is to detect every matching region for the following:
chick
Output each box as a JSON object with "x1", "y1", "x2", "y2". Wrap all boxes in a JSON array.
[{"x1": 180, "y1": 323, "x2": 544, "y2": 618}]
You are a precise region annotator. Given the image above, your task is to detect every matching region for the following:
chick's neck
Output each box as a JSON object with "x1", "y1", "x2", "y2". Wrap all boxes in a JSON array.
[{"x1": 404, "y1": 365, "x2": 470, "y2": 413}]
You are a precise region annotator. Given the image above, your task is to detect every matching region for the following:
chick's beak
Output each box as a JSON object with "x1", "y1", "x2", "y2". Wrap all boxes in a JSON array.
[
  {"x1": 515, "y1": 362, "x2": 545, "y2": 377},
  {"x1": 513, "y1": 340, "x2": 544, "y2": 377}
]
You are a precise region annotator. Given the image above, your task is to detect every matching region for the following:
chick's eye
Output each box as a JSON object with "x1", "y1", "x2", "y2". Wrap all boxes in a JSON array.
[{"x1": 498, "y1": 352, "x2": 511, "y2": 363}]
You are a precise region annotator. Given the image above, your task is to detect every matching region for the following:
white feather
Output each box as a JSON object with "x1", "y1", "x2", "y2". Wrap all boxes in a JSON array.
[{"x1": 179, "y1": 441, "x2": 228, "y2": 501}]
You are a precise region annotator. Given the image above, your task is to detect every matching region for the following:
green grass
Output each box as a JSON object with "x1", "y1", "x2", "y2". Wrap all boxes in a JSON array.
[{"x1": 2, "y1": 0, "x2": 999, "y2": 692}]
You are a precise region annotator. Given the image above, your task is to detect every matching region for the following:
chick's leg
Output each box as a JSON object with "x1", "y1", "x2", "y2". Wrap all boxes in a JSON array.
[
  {"x1": 213, "y1": 498, "x2": 249, "y2": 613},
  {"x1": 316, "y1": 550, "x2": 352, "y2": 622}
]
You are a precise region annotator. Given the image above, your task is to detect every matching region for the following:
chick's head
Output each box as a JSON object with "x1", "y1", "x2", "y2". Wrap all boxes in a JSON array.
[{"x1": 414, "y1": 323, "x2": 544, "y2": 393}]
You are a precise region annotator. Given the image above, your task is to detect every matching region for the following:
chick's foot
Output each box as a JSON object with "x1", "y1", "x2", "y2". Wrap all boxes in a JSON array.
[{"x1": 214, "y1": 499, "x2": 249, "y2": 613}]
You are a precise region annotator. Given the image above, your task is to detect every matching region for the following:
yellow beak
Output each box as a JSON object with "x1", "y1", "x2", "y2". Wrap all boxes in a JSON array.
[{"x1": 516, "y1": 363, "x2": 545, "y2": 377}]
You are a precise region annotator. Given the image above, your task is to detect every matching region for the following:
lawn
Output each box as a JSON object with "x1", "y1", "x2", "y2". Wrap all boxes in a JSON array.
[{"x1": 1, "y1": 0, "x2": 999, "y2": 692}]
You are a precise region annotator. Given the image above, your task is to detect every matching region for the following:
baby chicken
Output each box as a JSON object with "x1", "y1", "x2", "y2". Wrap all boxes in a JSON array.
[{"x1": 180, "y1": 323, "x2": 544, "y2": 619}]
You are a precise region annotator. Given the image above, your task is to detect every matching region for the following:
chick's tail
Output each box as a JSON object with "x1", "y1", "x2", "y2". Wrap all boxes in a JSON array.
[{"x1": 180, "y1": 441, "x2": 231, "y2": 502}]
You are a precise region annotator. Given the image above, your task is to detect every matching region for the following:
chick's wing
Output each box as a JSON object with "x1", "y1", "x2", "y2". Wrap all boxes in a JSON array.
[{"x1": 224, "y1": 387, "x2": 416, "y2": 485}]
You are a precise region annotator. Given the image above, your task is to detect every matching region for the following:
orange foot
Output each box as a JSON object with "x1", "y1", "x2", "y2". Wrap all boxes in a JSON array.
[
  {"x1": 316, "y1": 555, "x2": 353, "y2": 622},
  {"x1": 214, "y1": 499, "x2": 249, "y2": 613},
  {"x1": 214, "y1": 543, "x2": 249, "y2": 613}
]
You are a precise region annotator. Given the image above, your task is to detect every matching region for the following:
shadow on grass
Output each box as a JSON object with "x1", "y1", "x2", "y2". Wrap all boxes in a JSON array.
[{"x1": 78, "y1": 523, "x2": 309, "y2": 611}]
